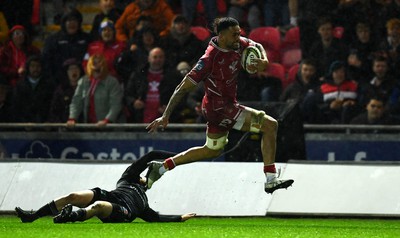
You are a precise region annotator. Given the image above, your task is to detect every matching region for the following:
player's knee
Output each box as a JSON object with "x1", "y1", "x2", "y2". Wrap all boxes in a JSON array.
[
  {"x1": 91, "y1": 201, "x2": 107, "y2": 211},
  {"x1": 65, "y1": 192, "x2": 81, "y2": 203},
  {"x1": 261, "y1": 116, "x2": 278, "y2": 134}
]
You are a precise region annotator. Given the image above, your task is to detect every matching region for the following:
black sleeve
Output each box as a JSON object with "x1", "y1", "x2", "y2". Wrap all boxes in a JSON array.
[{"x1": 139, "y1": 207, "x2": 182, "y2": 223}]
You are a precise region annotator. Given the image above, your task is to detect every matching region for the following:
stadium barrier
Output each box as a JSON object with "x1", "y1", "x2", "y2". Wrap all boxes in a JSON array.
[
  {"x1": 1, "y1": 123, "x2": 400, "y2": 162},
  {"x1": 1, "y1": 160, "x2": 399, "y2": 217}
]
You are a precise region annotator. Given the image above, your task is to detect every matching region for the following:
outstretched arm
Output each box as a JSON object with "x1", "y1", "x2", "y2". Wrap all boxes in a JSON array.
[
  {"x1": 140, "y1": 207, "x2": 196, "y2": 222},
  {"x1": 146, "y1": 77, "x2": 197, "y2": 133}
]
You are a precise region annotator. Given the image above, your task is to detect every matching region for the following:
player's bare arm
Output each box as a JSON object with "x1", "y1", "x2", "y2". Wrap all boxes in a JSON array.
[{"x1": 146, "y1": 77, "x2": 196, "y2": 133}]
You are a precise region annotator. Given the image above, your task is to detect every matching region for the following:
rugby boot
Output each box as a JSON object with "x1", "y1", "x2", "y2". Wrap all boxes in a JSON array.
[
  {"x1": 15, "y1": 207, "x2": 38, "y2": 223},
  {"x1": 145, "y1": 161, "x2": 164, "y2": 189},
  {"x1": 264, "y1": 178, "x2": 294, "y2": 194},
  {"x1": 53, "y1": 204, "x2": 73, "y2": 223}
]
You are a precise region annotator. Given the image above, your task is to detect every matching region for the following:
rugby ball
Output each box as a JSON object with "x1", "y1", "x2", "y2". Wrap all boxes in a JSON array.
[{"x1": 241, "y1": 46, "x2": 262, "y2": 74}]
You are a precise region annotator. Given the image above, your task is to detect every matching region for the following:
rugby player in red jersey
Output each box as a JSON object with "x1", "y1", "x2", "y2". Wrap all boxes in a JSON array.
[{"x1": 146, "y1": 17, "x2": 294, "y2": 194}]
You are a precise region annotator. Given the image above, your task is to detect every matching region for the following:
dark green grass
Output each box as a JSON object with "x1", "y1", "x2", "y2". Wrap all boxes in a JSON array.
[{"x1": 2, "y1": 215, "x2": 400, "y2": 238}]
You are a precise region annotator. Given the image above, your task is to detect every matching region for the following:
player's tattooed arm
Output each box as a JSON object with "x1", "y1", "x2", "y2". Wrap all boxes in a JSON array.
[{"x1": 163, "y1": 77, "x2": 196, "y2": 118}]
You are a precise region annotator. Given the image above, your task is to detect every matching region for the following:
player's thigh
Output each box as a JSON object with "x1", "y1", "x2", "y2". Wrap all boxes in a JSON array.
[
  {"x1": 238, "y1": 107, "x2": 277, "y2": 133},
  {"x1": 89, "y1": 187, "x2": 119, "y2": 205},
  {"x1": 99, "y1": 202, "x2": 131, "y2": 223},
  {"x1": 59, "y1": 190, "x2": 95, "y2": 207},
  {"x1": 90, "y1": 201, "x2": 114, "y2": 219}
]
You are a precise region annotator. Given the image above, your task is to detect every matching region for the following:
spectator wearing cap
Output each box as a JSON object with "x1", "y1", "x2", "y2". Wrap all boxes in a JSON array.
[
  {"x1": 83, "y1": 19, "x2": 126, "y2": 83},
  {"x1": 0, "y1": 74, "x2": 12, "y2": 122},
  {"x1": 90, "y1": 0, "x2": 121, "y2": 40},
  {"x1": 115, "y1": 0, "x2": 175, "y2": 42},
  {"x1": 42, "y1": 8, "x2": 91, "y2": 85},
  {"x1": 159, "y1": 15, "x2": 205, "y2": 69},
  {"x1": 317, "y1": 61, "x2": 359, "y2": 124},
  {"x1": 11, "y1": 55, "x2": 55, "y2": 123},
  {"x1": 49, "y1": 58, "x2": 83, "y2": 123},
  {"x1": 0, "y1": 25, "x2": 40, "y2": 87}
]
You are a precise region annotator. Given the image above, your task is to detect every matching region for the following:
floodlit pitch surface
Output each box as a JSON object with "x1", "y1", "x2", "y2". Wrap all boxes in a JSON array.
[{"x1": 2, "y1": 216, "x2": 400, "y2": 238}]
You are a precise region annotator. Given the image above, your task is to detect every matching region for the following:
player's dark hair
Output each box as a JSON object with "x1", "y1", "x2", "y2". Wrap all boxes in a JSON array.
[{"x1": 213, "y1": 17, "x2": 239, "y2": 35}]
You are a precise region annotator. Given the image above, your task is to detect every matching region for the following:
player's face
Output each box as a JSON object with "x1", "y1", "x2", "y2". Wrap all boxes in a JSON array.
[{"x1": 220, "y1": 25, "x2": 241, "y2": 50}]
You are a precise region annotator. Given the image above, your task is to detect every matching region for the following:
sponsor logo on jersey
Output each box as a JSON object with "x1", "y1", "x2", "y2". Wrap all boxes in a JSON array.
[
  {"x1": 229, "y1": 61, "x2": 238, "y2": 73},
  {"x1": 194, "y1": 60, "x2": 204, "y2": 71}
]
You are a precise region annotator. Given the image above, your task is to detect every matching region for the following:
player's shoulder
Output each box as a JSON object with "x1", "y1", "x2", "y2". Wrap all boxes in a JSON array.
[{"x1": 204, "y1": 37, "x2": 226, "y2": 58}]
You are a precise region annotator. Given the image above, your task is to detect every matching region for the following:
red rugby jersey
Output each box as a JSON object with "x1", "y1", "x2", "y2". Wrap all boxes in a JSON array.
[{"x1": 187, "y1": 36, "x2": 256, "y2": 103}]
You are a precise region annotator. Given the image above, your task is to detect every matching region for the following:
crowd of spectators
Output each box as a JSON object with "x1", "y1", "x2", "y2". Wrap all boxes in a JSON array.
[{"x1": 0, "y1": 0, "x2": 399, "y2": 128}]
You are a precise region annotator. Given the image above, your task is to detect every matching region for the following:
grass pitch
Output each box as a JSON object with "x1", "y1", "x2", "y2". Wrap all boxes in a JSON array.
[{"x1": 2, "y1": 215, "x2": 400, "y2": 238}]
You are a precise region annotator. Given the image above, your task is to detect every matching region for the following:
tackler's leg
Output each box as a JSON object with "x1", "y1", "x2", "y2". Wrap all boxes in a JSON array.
[{"x1": 118, "y1": 151, "x2": 177, "y2": 186}]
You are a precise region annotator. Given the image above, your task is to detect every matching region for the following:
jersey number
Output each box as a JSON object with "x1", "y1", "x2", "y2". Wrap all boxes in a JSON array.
[{"x1": 219, "y1": 119, "x2": 233, "y2": 128}]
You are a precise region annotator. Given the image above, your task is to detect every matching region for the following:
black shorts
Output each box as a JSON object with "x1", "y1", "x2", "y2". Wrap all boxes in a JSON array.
[
  {"x1": 99, "y1": 203, "x2": 131, "y2": 223},
  {"x1": 90, "y1": 187, "x2": 132, "y2": 223}
]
